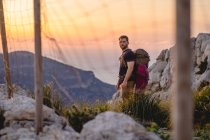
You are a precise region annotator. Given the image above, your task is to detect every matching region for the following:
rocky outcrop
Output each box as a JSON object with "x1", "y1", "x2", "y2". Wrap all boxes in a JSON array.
[
  {"x1": 80, "y1": 111, "x2": 161, "y2": 140},
  {"x1": 147, "y1": 33, "x2": 210, "y2": 99},
  {"x1": 0, "y1": 85, "x2": 161, "y2": 140},
  {"x1": 0, "y1": 84, "x2": 79, "y2": 140}
]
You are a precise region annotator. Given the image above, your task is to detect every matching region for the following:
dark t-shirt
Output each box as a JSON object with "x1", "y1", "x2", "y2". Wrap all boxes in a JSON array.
[{"x1": 118, "y1": 49, "x2": 135, "y2": 82}]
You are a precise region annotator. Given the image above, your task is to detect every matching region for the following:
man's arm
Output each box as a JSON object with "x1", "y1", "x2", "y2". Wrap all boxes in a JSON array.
[{"x1": 120, "y1": 61, "x2": 134, "y2": 88}]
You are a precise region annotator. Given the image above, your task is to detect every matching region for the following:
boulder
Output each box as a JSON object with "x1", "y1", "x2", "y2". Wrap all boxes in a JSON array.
[
  {"x1": 0, "y1": 85, "x2": 79, "y2": 140},
  {"x1": 80, "y1": 111, "x2": 161, "y2": 140}
]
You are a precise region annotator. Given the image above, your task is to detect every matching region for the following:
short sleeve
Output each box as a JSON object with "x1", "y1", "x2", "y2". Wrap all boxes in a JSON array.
[{"x1": 124, "y1": 51, "x2": 135, "y2": 62}]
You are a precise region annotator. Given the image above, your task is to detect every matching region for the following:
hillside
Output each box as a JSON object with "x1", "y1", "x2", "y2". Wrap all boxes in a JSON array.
[{"x1": 0, "y1": 51, "x2": 115, "y2": 104}]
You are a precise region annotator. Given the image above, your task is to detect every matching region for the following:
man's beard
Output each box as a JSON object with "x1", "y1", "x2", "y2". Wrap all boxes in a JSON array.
[{"x1": 121, "y1": 45, "x2": 128, "y2": 50}]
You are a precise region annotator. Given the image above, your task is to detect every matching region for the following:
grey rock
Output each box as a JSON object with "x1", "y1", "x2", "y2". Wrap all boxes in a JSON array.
[
  {"x1": 0, "y1": 85, "x2": 79, "y2": 140},
  {"x1": 80, "y1": 111, "x2": 161, "y2": 140},
  {"x1": 156, "y1": 49, "x2": 168, "y2": 61},
  {"x1": 147, "y1": 33, "x2": 210, "y2": 100}
]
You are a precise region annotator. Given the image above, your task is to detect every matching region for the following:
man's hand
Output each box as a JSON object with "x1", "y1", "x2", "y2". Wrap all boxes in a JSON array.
[{"x1": 120, "y1": 81, "x2": 127, "y2": 88}]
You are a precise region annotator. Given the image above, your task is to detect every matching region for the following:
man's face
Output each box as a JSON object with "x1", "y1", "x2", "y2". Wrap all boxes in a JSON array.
[{"x1": 119, "y1": 38, "x2": 129, "y2": 50}]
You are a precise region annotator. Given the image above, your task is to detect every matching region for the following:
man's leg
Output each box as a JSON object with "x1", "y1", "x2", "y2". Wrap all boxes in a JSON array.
[{"x1": 121, "y1": 81, "x2": 135, "y2": 100}]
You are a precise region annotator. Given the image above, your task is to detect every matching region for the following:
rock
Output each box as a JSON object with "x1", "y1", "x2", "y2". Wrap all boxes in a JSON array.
[
  {"x1": 39, "y1": 125, "x2": 79, "y2": 140},
  {"x1": 151, "y1": 83, "x2": 160, "y2": 92},
  {"x1": 149, "y1": 72, "x2": 162, "y2": 84},
  {"x1": 0, "y1": 85, "x2": 79, "y2": 140},
  {"x1": 160, "y1": 64, "x2": 171, "y2": 89},
  {"x1": 164, "y1": 50, "x2": 170, "y2": 62},
  {"x1": 0, "y1": 128, "x2": 36, "y2": 140},
  {"x1": 80, "y1": 111, "x2": 161, "y2": 140},
  {"x1": 194, "y1": 67, "x2": 200, "y2": 74},
  {"x1": 148, "y1": 63, "x2": 157, "y2": 72},
  {"x1": 0, "y1": 124, "x2": 80, "y2": 140},
  {"x1": 204, "y1": 44, "x2": 210, "y2": 68},
  {"x1": 150, "y1": 61, "x2": 167, "y2": 73},
  {"x1": 107, "y1": 90, "x2": 122, "y2": 109},
  {"x1": 0, "y1": 93, "x2": 65, "y2": 127},
  {"x1": 194, "y1": 70, "x2": 210, "y2": 89},
  {"x1": 196, "y1": 56, "x2": 202, "y2": 66},
  {"x1": 149, "y1": 61, "x2": 167, "y2": 84},
  {"x1": 146, "y1": 33, "x2": 210, "y2": 100},
  {"x1": 156, "y1": 49, "x2": 168, "y2": 61}
]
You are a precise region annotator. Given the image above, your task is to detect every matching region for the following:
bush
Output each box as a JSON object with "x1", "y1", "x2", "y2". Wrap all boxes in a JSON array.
[
  {"x1": 197, "y1": 81, "x2": 209, "y2": 91},
  {"x1": 42, "y1": 84, "x2": 63, "y2": 115},
  {"x1": 194, "y1": 85, "x2": 210, "y2": 127},
  {"x1": 119, "y1": 93, "x2": 170, "y2": 127},
  {"x1": 146, "y1": 122, "x2": 170, "y2": 140},
  {"x1": 28, "y1": 84, "x2": 110, "y2": 132},
  {"x1": 29, "y1": 83, "x2": 64, "y2": 115},
  {"x1": 64, "y1": 102, "x2": 110, "y2": 132},
  {"x1": 194, "y1": 123, "x2": 210, "y2": 140}
]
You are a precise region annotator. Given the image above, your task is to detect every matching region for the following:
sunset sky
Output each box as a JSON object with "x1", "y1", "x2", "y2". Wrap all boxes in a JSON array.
[{"x1": 1, "y1": 0, "x2": 210, "y2": 84}]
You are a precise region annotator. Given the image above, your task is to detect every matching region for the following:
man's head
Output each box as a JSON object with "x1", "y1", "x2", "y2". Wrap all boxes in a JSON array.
[{"x1": 119, "y1": 35, "x2": 129, "y2": 50}]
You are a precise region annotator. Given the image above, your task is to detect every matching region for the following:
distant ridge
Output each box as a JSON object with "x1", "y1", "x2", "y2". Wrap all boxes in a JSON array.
[{"x1": 0, "y1": 51, "x2": 115, "y2": 104}]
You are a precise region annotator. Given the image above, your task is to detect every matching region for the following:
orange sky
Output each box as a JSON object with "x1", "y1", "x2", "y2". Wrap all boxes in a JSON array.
[
  {"x1": 2, "y1": 0, "x2": 210, "y2": 47},
  {"x1": 1, "y1": 0, "x2": 210, "y2": 84},
  {"x1": 3, "y1": 0, "x2": 175, "y2": 40},
  {"x1": 4, "y1": 0, "x2": 210, "y2": 43}
]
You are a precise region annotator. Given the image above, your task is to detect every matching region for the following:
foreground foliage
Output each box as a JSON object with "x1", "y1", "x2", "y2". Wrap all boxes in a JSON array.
[
  {"x1": 39, "y1": 83, "x2": 210, "y2": 139},
  {"x1": 194, "y1": 85, "x2": 210, "y2": 127},
  {"x1": 119, "y1": 93, "x2": 170, "y2": 127},
  {"x1": 63, "y1": 103, "x2": 110, "y2": 132}
]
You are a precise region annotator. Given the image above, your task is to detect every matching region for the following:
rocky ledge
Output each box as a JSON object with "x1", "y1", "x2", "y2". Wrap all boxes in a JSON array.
[
  {"x1": 0, "y1": 85, "x2": 160, "y2": 140},
  {"x1": 147, "y1": 33, "x2": 210, "y2": 99}
]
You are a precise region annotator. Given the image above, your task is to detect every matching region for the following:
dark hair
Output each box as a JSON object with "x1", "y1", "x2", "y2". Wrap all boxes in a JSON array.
[{"x1": 119, "y1": 35, "x2": 129, "y2": 42}]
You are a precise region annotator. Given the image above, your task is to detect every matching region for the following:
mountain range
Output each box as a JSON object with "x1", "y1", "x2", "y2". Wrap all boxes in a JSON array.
[{"x1": 0, "y1": 51, "x2": 116, "y2": 104}]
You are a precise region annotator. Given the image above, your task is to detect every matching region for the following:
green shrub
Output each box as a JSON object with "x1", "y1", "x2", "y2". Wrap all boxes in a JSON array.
[
  {"x1": 64, "y1": 102, "x2": 110, "y2": 132},
  {"x1": 119, "y1": 94, "x2": 170, "y2": 127},
  {"x1": 29, "y1": 83, "x2": 64, "y2": 115},
  {"x1": 194, "y1": 85, "x2": 210, "y2": 127},
  {"x1": 28, "y1": 84, "x2": 110, "y2": 132},
  {"x1": 197, "y1": 81, "x2": 209, "y2": 91},
  {"x1": 42, "y1": 84, "x2": 63, "y2": 115},
  {"x1": 194, "y1": 123, "x2": 210, "y2": 140},
  {"x1": 146, "y1": 122, "x2": 170, "y2": 140}
]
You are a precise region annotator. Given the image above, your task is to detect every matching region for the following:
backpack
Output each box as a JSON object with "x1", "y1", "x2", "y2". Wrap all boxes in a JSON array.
[
  {"x1": 134, "y1": 49, "x2": 150, "y2": 68},
  {"x1": 135, "y1": 63, "x2": 149, "y2": 91},
  {"x1": 133, "y1": 49, "x2": 150, "y2": 90}
]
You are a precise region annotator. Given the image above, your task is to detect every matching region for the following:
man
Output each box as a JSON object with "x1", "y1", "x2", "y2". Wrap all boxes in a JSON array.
[{"x1": 116, "y1": 35, "x2": 135, "y2": 100}]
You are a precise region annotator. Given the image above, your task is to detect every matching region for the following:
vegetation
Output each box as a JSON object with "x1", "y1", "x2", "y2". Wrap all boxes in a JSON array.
[
  {"x1": 38, "y1": 83, "x2": 210, "y2": 139},
  {"x1": 194, "y1": 124, "x2": 210, "y2": 140},
  {"x1": 63, "y1": 103, "x2": 110, "y2": 132},
  {"x1": 197, "y1": 80, "x2": 209, "y2": 91},
  {"x1": 146, "y1": 122, "x2": 170, "y2": 140},
  {"x1": 118, "y1": 93, "x2": 170, "y2": 127},
  {"x1": 42, "y1": 84, "x2": 63, "y2": 115},
  {"x1": 193, "y1": 84, "x2": 210, "y2": 139},
  {"x1": 40, "y1": 84, "x2": 110, "y2": 132},
  {"x1": 194, "y1": 85, "x2": 210, "y2": 127},
  {"x1": 29, "y1": 83, "x2": 64, "y2": 115}
]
